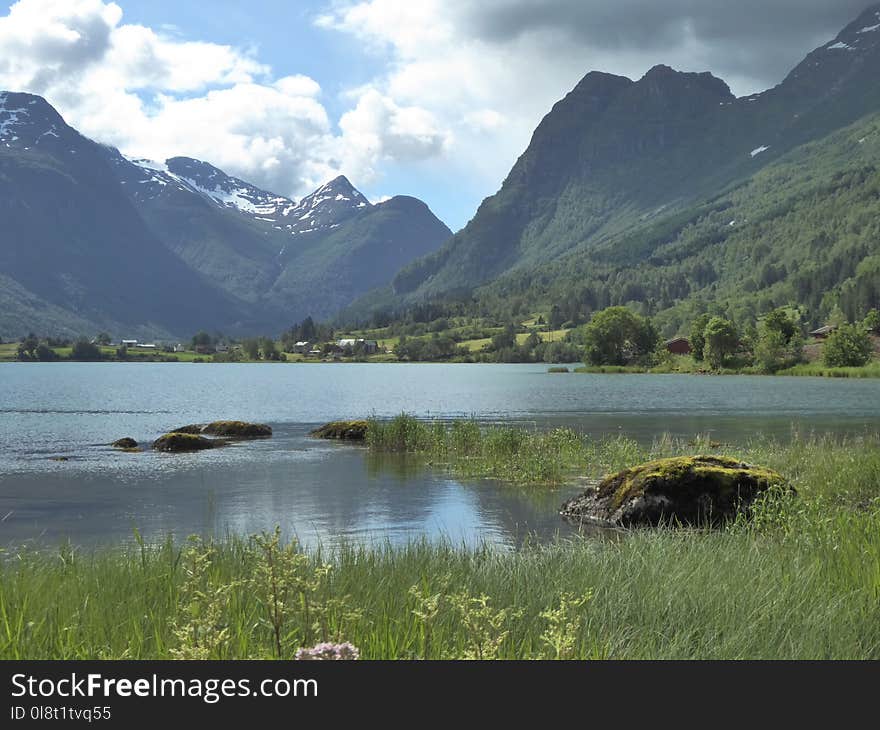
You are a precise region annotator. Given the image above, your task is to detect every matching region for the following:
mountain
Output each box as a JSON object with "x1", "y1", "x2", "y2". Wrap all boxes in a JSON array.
[
  {"x1": 105, "y1": 151, "x2": 452, "y2": 325},
  {"x1": 0, "y1": 93, "x2": 452, "y2": 338},
  {"x1": 384, "y1": 4, "x2": 880, "y2": 322},
  {"x1": 0, "y1": 91, "x2": 247, "y2": 339}
]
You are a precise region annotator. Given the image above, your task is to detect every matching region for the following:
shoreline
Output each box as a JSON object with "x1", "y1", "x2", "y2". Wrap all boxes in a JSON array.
[{"x1": 3, "y1": 358, "x2": 880, "y2": 378}]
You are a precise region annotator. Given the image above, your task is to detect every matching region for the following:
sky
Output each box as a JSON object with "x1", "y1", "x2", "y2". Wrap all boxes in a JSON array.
[{"x1": 0, "y1": 0, "x2": 873, "y2": 231}]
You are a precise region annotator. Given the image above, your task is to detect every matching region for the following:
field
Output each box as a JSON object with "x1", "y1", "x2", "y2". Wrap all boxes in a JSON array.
[{"x1": 2, "y1": 421, "x2": 878, "y2": 660}]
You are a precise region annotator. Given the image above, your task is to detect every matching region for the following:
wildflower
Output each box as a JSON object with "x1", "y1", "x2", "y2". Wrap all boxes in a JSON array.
[{"x1": 295, "y1": 642, "x2": 360, "y2": 660}]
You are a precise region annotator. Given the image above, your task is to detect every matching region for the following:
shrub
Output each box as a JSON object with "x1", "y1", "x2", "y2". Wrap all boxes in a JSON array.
[
  {"x1": 70, "y1": 339, "x2": 103, "y2": 360},
  {"x1": 823, "y1": 324, "x2": 873, "y2": 367}
]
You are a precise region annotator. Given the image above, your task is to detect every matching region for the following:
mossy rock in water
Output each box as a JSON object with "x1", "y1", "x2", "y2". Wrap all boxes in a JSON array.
[
  {"x1": 152, "y1": 432, "x2": 218, "y2": 452},
  {"x1": 310, "y1": 420, "x2": 369, "y2": 441},
  {"x1": 202, "y1": 421, "x2": 272, "y2": 439},
  {"x1": 560, "y1": 455, "x2": 790, "y2": 528},
  {"x1": 170, "y1": 424, "x2": 205, "y2": 435},
  {"x1": 111, "y1": 437, "x2": 139, "y2": 449}
]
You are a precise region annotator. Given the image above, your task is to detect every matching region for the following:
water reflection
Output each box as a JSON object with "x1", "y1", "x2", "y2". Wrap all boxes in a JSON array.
[{"x1": 1, "y1": 363, "x2": 878, "y2": 549}]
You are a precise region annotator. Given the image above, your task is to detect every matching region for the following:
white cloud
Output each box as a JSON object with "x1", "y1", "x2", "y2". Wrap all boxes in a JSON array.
[
  {"x1": 315, "y1": 0, "x2": 868, "y2": 206},
  {"x1": 0, "y1": 0, "x2": 866, "y2": 223},
  {"x1": 0, "y1": 0, "x2": 450, "y2": 199}
]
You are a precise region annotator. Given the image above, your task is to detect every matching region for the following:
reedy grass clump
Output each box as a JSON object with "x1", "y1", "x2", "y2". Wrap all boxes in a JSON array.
[
  {"x1": 365, "y1": 415, "x2": 880, "y2": 506},
  {"x1": 366, "y1": 414, "x2": 593, "y2": 484}
]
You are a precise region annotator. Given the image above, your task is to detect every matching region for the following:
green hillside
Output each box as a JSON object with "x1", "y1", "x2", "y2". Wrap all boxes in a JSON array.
[{"x1": 346, "y1": 5, "x2": 880, "y2": 336}]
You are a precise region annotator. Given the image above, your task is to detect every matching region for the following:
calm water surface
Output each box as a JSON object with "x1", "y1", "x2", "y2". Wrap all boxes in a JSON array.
[{"x1": 1, "y1": 362, "x2": 878, "y2": 549}]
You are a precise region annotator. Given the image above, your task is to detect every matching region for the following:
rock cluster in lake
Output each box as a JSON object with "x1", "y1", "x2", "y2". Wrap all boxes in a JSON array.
[
  {"x1": 170, "y1": 421, "x2": 272, "y2": 439},
  {"x1": 560, "y1": 455, "x2": 789, "y2": 527},
  {"x1": 152, "y1": 432, "x2": 219, "y2": 452},
  {"x1": 111, "y1": 420, "x2": 277, "y2": 453}
]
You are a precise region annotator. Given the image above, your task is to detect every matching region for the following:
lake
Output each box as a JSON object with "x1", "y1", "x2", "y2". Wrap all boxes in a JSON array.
[{"x1": 1, "y1": 362, "x2": 879, "y2": 549}]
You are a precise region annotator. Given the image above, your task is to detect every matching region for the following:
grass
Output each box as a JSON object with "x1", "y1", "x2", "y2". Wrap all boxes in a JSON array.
[
  {"x1": 575, "y1": 355, "x2": 880, "y2": 378},
  {"x1": 2, "y1": 420, "x2": 879, "y2": 660},
  {"x1": 364, "y1": 416, "x2": 880, "y2": 502},
  {"x1": 777, "y1": 361, "x2": 880, "y2": 378},
  {"x1": 1, "y1": 504, "x2": 878, "y2": 659}
]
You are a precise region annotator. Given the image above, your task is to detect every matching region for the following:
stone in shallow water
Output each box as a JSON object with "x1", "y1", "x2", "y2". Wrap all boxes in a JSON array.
[
  {"x1": 560, "y1": 455, "x2": 790, "y2": 528},
  {"x1": 111, "y1": 437, "x2": 139, "y2": 449},
  {"x1": 201, "y1": 421, "x2": 272, "y2": 439},
  {"x1": 310, "y1": 420, "x2": 369, "y2": 440},
  {"x1": 152, "y1": 432, "x2": 218, "y2": 452},
  {"x1": 169, "y1": 424, "x2": 204, "y2": 435}
]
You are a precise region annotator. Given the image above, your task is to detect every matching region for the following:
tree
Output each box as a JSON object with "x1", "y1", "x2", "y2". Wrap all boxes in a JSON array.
[
  {"x1": 491, "y1": 325, "x2": 517, "y2": 352},
  {"x1": 823, "y1": 323, "x2": 872, "y2": 367},
  {"x1": 70, "y1": 338, "x2": 102, "y2": 360},
  {"x1": 34, "y1": 343, "x2": 57, "y2": 361},
  {"x1": 754, "y1": 309, "x2": 803, "y2": 373},
  {"x1": 95, "y1": 332, "x2": 111, "y2": 346},
  {"x1": 703, "y1": 317, "x2": 739, "y2": 369},
  {"x1": 259, "y1": 337, "x2": 279, "y2": 361},
  {"x1": 864, "y1": 309, "x2": 880, "y2": 334},
  {"x1": 689, "y1": 314, "x2": 711, "y2": 361},
  {"x1": 581, "y1": 307, "x2": 658, "y2": 366},
  {"x1": 761, "y1": 308, "x2": 797, "y2": 343},
  {"x1": 191, "y1": 331, "x2": 213, "y2": 349},
  {"x1": 242, "y1": 338, "x2": 261, "y2": 360},
  {"x1": 548, "y1": 305, "x2": 565, "y2": 330}
]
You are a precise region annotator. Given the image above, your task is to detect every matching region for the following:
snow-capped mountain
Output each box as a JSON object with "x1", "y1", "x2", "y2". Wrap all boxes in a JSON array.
[
  {"x1": 0, "y1": 91, "x2": 85, "y2": 151},
  {"x1": 117, "y1": 154, "x2": 375, "y2": 237},
  {"x1": 285, "y1": 176, "x2": 372, "y2": 234},
  {"x1": 0, "y1": 90, "x2": 452, "y2": 336}
]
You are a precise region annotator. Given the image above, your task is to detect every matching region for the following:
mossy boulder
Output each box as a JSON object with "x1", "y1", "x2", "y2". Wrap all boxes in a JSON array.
[
  {"x1": 152, "y1": 432, "x2": 218, "y2": 452},
  {"x1": 201, "y1": 421, "x2": 272, "y2": 439},
  {"x1": 310, "y1": 420, "x2": 370, "y2": 441},
  {"x1": 111, "y1": 437, "x2": 139, "y2": 449},
  {"x1": 560, "y1": 455, "x2": 789, "y2": 527}
]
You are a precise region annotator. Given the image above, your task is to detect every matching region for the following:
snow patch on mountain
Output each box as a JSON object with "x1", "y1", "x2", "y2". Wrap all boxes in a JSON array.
[
  {"x1": 0, "y1": 92, "x2": 30, "y2": 139},
  {"x1": 122, "y1": 156, "x2": 375, "y2": 239}
]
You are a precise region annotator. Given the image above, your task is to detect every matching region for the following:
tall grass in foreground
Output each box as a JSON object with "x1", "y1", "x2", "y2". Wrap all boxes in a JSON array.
[
  {"x1": 2, "y1": 426, "x2": 879, "y2": 660},
  {"x1": 1, "y1": 511, "x2": 879, "y2": 659}
]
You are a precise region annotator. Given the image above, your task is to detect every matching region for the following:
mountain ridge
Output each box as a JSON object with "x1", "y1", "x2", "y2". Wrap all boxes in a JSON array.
[
  {"x1": 0, "y1": 92, "x2": 452, "y2": 338},
  {"x1": 379, "y1": 4, "x2": 880, "y2": 313}
]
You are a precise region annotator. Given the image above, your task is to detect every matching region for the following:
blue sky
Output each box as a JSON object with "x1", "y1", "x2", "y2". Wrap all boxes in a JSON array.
[{"x1": 0, "y1": 1, "x2": 870, "y2": 231}]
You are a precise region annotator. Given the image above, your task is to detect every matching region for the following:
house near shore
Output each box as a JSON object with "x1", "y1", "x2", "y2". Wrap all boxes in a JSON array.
[
  {"x1": 121, "y1": 339, "x2": 138, "y2": 348},
  {"x1": 665, "y1": 337, "x2": 692, "y2": 355},
  {"x1": 292, "y1": 341, "x2": 312, "y2": 354},
  {"x1": 336, "y1": 338, "x2": 379, "y2": 355}
]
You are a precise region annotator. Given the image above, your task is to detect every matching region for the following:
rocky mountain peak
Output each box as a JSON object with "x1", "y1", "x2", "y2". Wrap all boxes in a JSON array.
[
  {"x1": 286, "y1": 175, "x2": 372, "y2": 234},
  {"x1": 0, "y1": 91, "x2": 78, "y2": 149}
]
